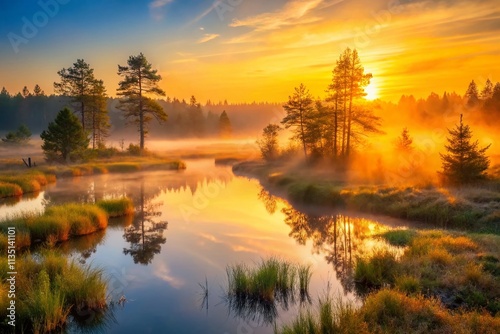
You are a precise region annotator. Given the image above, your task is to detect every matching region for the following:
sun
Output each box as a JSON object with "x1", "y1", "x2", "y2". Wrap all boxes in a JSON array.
[{"x1": 365, "y1": 80, "x2": 379, "y2": 100}]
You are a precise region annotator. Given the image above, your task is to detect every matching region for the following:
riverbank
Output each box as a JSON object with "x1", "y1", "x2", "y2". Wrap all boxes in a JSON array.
[
  {"x1": 233, "y1": 161, "x2": 500, "y2": 234},
  {"x1": 0, "y1": 157, "x2": 186, "y2": 199},
  {"x1": 0, "y1": 198, "x2": 135, "y2": 251}
]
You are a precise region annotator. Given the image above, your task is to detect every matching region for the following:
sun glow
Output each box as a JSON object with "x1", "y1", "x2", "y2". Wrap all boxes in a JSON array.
[{"x1": 365, "y1": 80, "x2": 379, "y2": 100}]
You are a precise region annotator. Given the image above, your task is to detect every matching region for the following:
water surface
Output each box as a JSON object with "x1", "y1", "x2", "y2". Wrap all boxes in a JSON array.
[{"x1": 0, "y1": 159, "x2": 405, "y2": 333}]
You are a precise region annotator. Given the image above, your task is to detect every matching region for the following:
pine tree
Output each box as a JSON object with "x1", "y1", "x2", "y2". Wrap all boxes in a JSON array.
[
  {"x1": 87, "y1": 79, "x2": 110, "y2": 149},
  {"x1": 41, "y1": 108, "x2": 90, "y2": 162},
  {"x1": 282, "y1": 83, "x2": 314, "y2": 159},
  {"x1": 54, "y1": 59, "x2": 96, "y2": 131},
  {"x1": 465, "y1": 80, "x2": 480, "y2": 107},
  {"x1": 117, "y1": 53, "x2": 167, "y2": 151},
  {"x1": 440, "y1": 115, "x2": 490, "y2": 185},
  {"x1": 396, "y1": 127, "x2": 413, "y2": 151},
  {"x1": 22, "y1": 86, "x2": 30, "y2": 98},
  {"x1": 218, "y1": 110, "x2": 232, "y2": 138},
  {"x1": 33, "y1": 84, "x2": 45, "y2": 96},
  {"x1": 481, "y1": 79, "x2": 494, "y2": 100}
]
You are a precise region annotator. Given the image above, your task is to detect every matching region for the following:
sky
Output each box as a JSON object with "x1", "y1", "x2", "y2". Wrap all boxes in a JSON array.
[{"x1": 0, "y1": 0, "x2": 499, "y2": 103}]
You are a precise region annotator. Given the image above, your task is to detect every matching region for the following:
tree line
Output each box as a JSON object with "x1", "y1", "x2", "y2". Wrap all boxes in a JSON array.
[{"x1": 261, "y1": 48, "x2": 382, "y2": 163}]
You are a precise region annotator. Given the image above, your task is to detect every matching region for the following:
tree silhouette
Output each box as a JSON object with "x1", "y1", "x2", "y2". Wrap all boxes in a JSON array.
[
  {"x1": 218, "y1": 110, "x2": 232, "y2": 138},
  {"x1": 117, "y1": 53, "x2": 167, "y2": 152},
  {"x1": 33, "y1": 84, "x2": 45, "y2": 96},
  {"x1": 282, "y1": 83, "x2": 314, "y2": 159},
  {"x1": 123, "y1": 181, "x2": 168, "y2": 265},
  {"x1": 256, "y1": 124, "x2": 281, "y2": 161},
  {"x1": 396, "y1": 127, "x2": 413, "y2": 152},
  {"x1": 465, "y1": 80, "x2": 480, "y2": 107},
  {"x1": 40, "y1": 108, "x2": 89, "y2": 162},
  {"x1": 440, "y1": 115, "x2": 491, "y2": 185}
]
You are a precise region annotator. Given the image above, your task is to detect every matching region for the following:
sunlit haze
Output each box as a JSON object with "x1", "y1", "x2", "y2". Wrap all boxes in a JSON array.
[{"x1": 1, "y1": 0, "x2": 499, "y2": 103}]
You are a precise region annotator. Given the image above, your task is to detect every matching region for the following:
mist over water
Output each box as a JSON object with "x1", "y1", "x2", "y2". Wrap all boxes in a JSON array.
[{"x1": 0, "y1": 159, "x2": 408, "y2": 333}]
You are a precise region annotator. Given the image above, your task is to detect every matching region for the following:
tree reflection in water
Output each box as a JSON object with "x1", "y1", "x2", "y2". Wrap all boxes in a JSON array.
[
  {"x1": 281, "y1": 205, "x2": 388, "y2": 294},
  {"x1": 123, "y1": 180, "x2": 168, "y2": 265}
]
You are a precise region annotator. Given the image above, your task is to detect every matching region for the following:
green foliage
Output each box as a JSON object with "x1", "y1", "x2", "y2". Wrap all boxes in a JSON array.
[
  {"x1": 0, "y1": 251, "x2": 107, "y2": 333},
  {"x1": 41, "y1": 108, "x2": 90, "y2": 163},
  {"x1": 379, "y1": 229, "x2": 417, "y2": 246},
  {"x1": 117, "y1": 53, "x2": 167, "y2": 151},
  {"x1": 226, "y1": 258, "x2": 312, "y2": 302},
  {"x1": 354, "y1": 250, "x2": 399, "y2": 290},
  {"x1": 1, "y1": 124, "x2": 32, "y2": 144},
  {"x1": 440, "y1": 115, "x2": 491, "y2": 185},
  {"x1": 96, "y1": 197, "x2": 135, "y2": 217}
]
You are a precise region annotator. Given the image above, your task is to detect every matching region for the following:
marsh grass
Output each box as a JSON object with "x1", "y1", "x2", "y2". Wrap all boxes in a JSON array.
[
  {"x1": 276, "y1": 290, "x2": 500, "y2": 334},
  {"x1": 96, "y1": 198, "x2": 135, "y2": 218},
  {"x1": 0, "y1": 200, "x2": 125, "y2": 250},
  {"x1": 379, "y1": 229, "x2": 417, "y2": 246},
  {"x1": 0, "y1": 250, "x2": 107, "y2": 333},
  {"x1": 227, "y1": 258, "x2": 311, "y2": 302},
  {"x1": 354, "y1": 230, "x2": 500, "y2": 314},
  {"x1": 226, "y1": 258, "x2": 313, "y2": 324}
]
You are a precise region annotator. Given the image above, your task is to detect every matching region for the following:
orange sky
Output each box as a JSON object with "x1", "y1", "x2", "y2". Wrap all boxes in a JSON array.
[{"x1": 1, "y1": 0, "x2": 499, "y2": 103}]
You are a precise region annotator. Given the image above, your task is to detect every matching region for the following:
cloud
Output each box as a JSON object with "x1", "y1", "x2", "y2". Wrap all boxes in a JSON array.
[
  {"x1": 230, "y1": 0, "x2": 344, "y2": 31},
  {"x1": 149, "y1": 0, "x2": 174, "y2": 20},
  {"x1": 149, "y1": 0, "x2": 173, "y2": 9},
  {"x1": 197, "y1": 33, "x2": 220, "y2": 44}
]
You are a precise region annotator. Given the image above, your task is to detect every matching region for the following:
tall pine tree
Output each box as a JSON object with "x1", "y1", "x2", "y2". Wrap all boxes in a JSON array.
[{"x1": 117, "y1": 53, "x2": 167, "y2": 151}]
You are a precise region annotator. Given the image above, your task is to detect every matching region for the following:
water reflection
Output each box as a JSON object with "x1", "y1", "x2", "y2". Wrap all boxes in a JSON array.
[
  {"x1": 281, "y1": 207, "x2": 389, "y2": 294},
  {"x1": 123, "y1": 180, "x2": 168, "y2": 265},
  {"x1": 258, "y1": 187, "x2": 278, "y2": 215}
]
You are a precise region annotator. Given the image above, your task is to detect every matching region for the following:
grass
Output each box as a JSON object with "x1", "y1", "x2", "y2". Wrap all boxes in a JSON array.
[
  {"x1": 354, "y1": 230, "x2": 500, "y2": 314},
  {"x1": 0, "y1": 170, "x2": 57, "y2": 198},
  {"x1": 378, "y1": 229, "x2": 417, "y2": 246},
  {"x1": 0, "y1": 198, "x2": 134, "y2": 250},
  {"x1": 226, "y1": 258, "x2": 313, "y2": 323},
  {"x1": 276, "y1": 290, "x2": 500, "y2": 334},
  {"x1": 226, "y1": 258, "x2": 312, "y2": 302},
  {"x1": 0, "y1": 250, "x2": 107, "y2": 333},
  {"x1": 96, "y1": 197, "x2": 135, "y2": 218}
]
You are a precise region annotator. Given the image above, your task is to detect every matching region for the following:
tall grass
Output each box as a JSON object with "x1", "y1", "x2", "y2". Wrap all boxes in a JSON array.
[
  {"x1": 0, "y1": 200, "x2": 126, "y2": 250},
  {"x1": 0, "y1": 250, "x2": 107, "y2": 333},
  {"x1": 227, "y1": 258, "x2": 312, "y2": 302},
  {"x1": 226, "y1": 258, "x2": 313, "y2": 324},
  {"x1": 354, "y1": 230, "x2": 500, "y2": 314},
  {"x1": 276, "y1": 290, "x2": 500, "y2": 334},
  {"x1": 96, "y1": 197, "x2": 135, "y2": 217}
]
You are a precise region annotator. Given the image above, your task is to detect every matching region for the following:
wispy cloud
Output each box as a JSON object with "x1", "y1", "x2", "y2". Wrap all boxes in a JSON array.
[
  {"x1": 149, "y1": 0, "x2": 174, "y2": 20},
  {"x1": 230, "y1": 0, "x2": 344, "y2": 31},
  {"x1": 149, "y1": 0, "x2": 173, "y2": 9},
  {"x1": 197, "y1": 33, "x2": 220, "y2": 44}
]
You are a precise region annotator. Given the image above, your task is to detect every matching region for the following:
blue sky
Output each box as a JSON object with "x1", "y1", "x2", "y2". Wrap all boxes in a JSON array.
[{"x1": 1, "y1": 0, "x2": 499, "y2": 102}]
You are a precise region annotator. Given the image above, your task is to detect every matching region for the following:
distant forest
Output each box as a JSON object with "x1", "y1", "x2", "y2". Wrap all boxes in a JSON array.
[
  {"x1": 0, "y1": 88, "x2": 283, "y2": 138},
  {"x1": 1, "y1": 77, "x2": 499, "y2": 141}
]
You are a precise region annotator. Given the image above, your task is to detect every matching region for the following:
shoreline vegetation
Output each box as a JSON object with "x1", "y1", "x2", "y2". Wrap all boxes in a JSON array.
[
  {"x1": 0, "y1": 157, "x2": 186, "y2": 199},
  {"x1": 275, "y1": 230, "x2": 500, "y2": 334},
  {"x1": 0, "y1": 198, "x2": 135, "y2": 251},
  {"x1": 233, "y1": 161, "x2": 500, "y2": 234},
  {"x1": 0, "y1": 250, "x2": 107, "y2": 333},
  {"x1": 233, "y1": 161, "x2": 500, "y2": 333}
]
